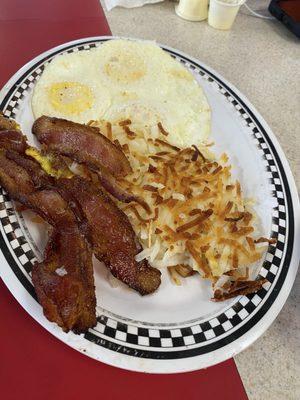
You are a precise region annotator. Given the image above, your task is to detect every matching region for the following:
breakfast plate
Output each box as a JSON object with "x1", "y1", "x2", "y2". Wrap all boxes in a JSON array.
[{"x1": 0, "y1": 36, "x2": 299, "y2": 373}]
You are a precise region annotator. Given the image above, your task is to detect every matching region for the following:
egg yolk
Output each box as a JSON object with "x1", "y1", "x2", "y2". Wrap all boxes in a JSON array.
[
  {"x1": 25, "y1": 147, "x2": 73, "y2": 179},
  {"x1": 104, "y1": 53, "x2": 146, "y2": 84},
  {"x1": 48, "y1": 82, "x2": 94, "y2": 115}
]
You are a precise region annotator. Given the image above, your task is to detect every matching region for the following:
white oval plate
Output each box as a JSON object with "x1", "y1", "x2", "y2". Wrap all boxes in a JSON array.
[{"x1": 0, "y1": 37, "x2": 299, "y2": 373}]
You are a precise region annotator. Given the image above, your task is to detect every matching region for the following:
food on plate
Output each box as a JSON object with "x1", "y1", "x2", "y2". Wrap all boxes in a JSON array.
[
  {"x1": 31, "y1": 113, "x2": 271, "y2": 300},
  {"x1": 30, "y1": 117, "x2": 160, "y2": 293},
  {"x1": 91, "y1": 119, "x2": 273, "y2": 300},
  {"x1": 0, "y1": 112, "x2": 20, "y2": 131},
  {"x1": 32, "y1": 116, "x2": 131, "y2": 177},
  {"x1": 0, "y1": 116, "x2": 162, "y2": 331},
  {"x1": 213, "y1": 278, "x2": 267, "y2": 301},
  {"x1": 0, "y1": 35, "x2": 274, "y2": 331},
  {"x1": 0, "y1": 129, "x2": 28, "y2": 153},
  {"x1": 0, "y1": 111, "x2": 272, "y2": 333},
  {"x1": 31, "y1": 53, "x2": 111, "y2": 125},
  {"x1": 24, "y1": 141, "x2": 160, "y2": 294},
  {"x1": 32, "y1": 116, "x2": 139, "y2": 202},
  {"x1": 56, "y1": 176, "x2": 161, "y2": 295},
  {"x1": 34, "y1": 227, "x2": 95, "y2": 333},
  {"x1": 25, "y1": 147, "x2": 73, "y2": 179},
  {"x1": 31, "y1": 39, "x2": 211, "y2": 148},
  {"x1": 0, "y1": 149, "x2": 96, "y2": 333},
  {"x1": 0, "y1": 114, "x2": 28, "y2": 152}
]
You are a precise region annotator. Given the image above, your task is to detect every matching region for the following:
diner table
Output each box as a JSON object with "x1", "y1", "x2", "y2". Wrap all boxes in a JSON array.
[{"x1": 0, "y1": 1, "x2": 299, "y2": 399}]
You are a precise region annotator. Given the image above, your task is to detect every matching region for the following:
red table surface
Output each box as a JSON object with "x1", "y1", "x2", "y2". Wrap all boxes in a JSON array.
[{"x1": 0, "y1": 1, "x2": 248, "y2": 399}]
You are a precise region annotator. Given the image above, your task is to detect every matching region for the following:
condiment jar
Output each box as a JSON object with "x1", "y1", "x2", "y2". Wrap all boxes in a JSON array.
[{"x1": 176, "y1": 0, "x2": 209, "y2": 21}]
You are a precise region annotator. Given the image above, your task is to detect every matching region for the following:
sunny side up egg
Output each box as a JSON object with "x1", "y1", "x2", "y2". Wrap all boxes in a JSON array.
[
  {"x1": 32, "y1": 51, "x2": 111, "y2": 124},
  {"x1": 32, "y1": 39, "x2": 211, "y2": 147}
]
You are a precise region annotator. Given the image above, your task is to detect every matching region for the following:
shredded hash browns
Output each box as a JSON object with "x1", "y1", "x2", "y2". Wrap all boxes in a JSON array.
[{"x1": 91, "y1": 119, "x2": 275, "y2": 299}]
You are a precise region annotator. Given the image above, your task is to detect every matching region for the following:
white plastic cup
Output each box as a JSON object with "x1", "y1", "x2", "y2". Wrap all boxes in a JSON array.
[
  {"x1": 176, "y1": 0, "x2": 209, "y2": 22},
  {"x1": 208, "y1": 0, "x2": 246, "y2": 30}
]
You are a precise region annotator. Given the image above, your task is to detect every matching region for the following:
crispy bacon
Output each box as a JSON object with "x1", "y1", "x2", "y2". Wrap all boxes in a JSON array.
[
  {"x1": 30, "y1": 193, "x2": 96, "y2": 333},
  {"x1": 96, "y1": 165, "x2": 136, "y2": 201},
  {"x1": 6, "y1": 150, "x2": 52, "y2": 189},
  {"x1": 32, "y1": 116, "x2": 132, "y2": 177},
  {"x1": 0, "y1": 130, "x2": 28, "y2": 153},
  {"x1": 96, "y1": 165, "x2": 151, "y2": 213},
  {"x1": 32, "y1": 116, "x2": 145, "y2": 205},
  {"x1": 57, "y1": 177, "x2": 161, "y2": 295},
  {"x1": 0, "y1": 150, "x2": 96, "y2": 333}
]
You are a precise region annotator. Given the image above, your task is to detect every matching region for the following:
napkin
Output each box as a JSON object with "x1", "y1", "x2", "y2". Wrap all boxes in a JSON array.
[{"x1": 104, "y1": 0, "x2": 164, "y2": 11}]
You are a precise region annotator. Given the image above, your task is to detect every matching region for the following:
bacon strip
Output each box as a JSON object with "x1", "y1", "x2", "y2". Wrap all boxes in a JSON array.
[
  {"x1": 96, "y1": 165, "x2": 151, "y2": 213},
  {"x1": 32, "y1": 116, "x2": 145, "y2": 205},
  {"x1": 0, "y1": 150, "x2": 96, "y2": 333},
  {"x1": 32, "y1": 116, "x2": 132, "y2": 177},
  {"x1": 57, "y1": 177, "x2": 161, "y2": 295},
  {"x1": 0, "y1": 130, "x2": 28, "y2": 153}
]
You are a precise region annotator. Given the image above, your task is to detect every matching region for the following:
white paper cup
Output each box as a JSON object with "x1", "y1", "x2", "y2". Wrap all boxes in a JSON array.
[
  {"x1": 176, "y1": 0, "x2": 209, "y2": 21},
  {"x1": 208, "y1": 0, "x2": 246, "y2": 30}
]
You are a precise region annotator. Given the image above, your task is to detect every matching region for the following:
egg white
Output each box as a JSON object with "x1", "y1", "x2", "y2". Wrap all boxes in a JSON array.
[{"x1": 32, "y1": 40, "x2": 211, "y2": 146}]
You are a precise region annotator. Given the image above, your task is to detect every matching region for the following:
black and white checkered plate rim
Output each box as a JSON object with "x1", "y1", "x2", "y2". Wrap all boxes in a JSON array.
[{"x1": 0, "y1": 37, "x2": 299, "y2": 372}]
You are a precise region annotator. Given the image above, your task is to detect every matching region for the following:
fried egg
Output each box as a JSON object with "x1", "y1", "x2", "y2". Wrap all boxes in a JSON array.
[
  {"x1": 32, "y1": 40, "x2": 211, "y2": 147},
  {"x1": 32, "y1": 51, "x2": 111, "y2": 123}
]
